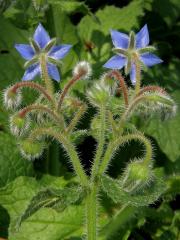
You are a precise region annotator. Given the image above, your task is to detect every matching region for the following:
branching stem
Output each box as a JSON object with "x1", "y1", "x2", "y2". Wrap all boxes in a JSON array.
[
  {"x1": 99, "y1": 133, "x2": 152, "y2": 174},
  {"x1": 91, "y1": 104, "x2": 106, "y2": 181},
  {"x1": 29, "y1": 128, "x2": 88, "y2": 186}
]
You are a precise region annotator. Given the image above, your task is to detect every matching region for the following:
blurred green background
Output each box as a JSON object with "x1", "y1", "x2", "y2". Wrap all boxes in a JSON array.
[{"x1": 0, "y1": 0, "x2": 179, "y2": 239}]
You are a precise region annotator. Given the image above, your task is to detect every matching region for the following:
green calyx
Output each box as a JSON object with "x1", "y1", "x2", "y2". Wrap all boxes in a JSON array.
[
  {"x1": 87, "y1": 82, "x2": 111, "y2": 107},
  {"x1": 13, "y1": 115, "x2": 26, "y2": 128},
  {"x1": 122, "y1": 160, "x2": 152, "y2": 192},
  {"x1": 19, "y1": 139, "x2": 44, "y2": 160}
]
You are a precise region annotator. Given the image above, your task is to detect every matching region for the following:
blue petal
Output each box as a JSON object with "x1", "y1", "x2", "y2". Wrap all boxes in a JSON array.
[
  {"x1": 33, "y1": 23, "x2": 50, "y2": 49},
  {"x1": 47, "y1": 63, "x2": 60, "y2": 82},
  {"x1": 130, "y1": 64, "x2": 136, "y2": 85},
  {"x1": 136, "y1": 24, "x2": 149, "y2": 49},
  {"x1": 103, "y1": 55, "x2": 127, "y2": 69},
  {"x1": 15, "y1": 44, "x2": 35, "y2": 60},
  {"x1": 49, "y1": 44, "x2": 72, "y2": 60},
  {"x1": 140, "y1": 53, "x2": 163, "y2": 67},
  {"x1": 22, "y1": 64, "x2": 40, "y2": 81},
  {"x1": 110, "y1": 30, "x2": 129, "y2": 49}
]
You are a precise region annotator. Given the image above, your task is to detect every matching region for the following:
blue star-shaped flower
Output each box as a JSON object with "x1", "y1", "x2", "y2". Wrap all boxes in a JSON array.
[
  {"x1": 15, "y1": 23, "x2": 72, "y2": 81},
  {"x1": 103, "y1": 24, "x2": 163, "y2": 85}
]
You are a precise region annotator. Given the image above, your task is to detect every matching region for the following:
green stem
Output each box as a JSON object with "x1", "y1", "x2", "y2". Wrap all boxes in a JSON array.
[
  {"x1": 99, "y1": 205, "x2": 136, "y2": 239},
  {"x1": 18, "y1": 104, "x2": 65, "y2": 127},
  {"x1": 12, "y1": 81, "x2": 54, "y2": 104},
  {"x1": 91, "y1": 105, "x2": 106, "y2": 180},
  {"x1": 134, "y1": 58, "x2": 141, "y2": 94},
  {"x1": 40, "y1": 54, "x2": 54, "y2": 97},
  {"x1": 99, "y1": 133, "x2": 152, "y2": 175},
  {"x1": 118, "y1": 94, "x2": 149, "y2": 134},
  {"x1": 86, "y1": 184, "x2": 98, "y2": 240},
  {"x1": 29, "y1": 128, "x2": 88, "y2": 186},
  {"x1": 65, "y1": 103, "x2": 87, "y2": 133}
]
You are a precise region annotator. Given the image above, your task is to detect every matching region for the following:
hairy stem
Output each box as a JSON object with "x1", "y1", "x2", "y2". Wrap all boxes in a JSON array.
[
  {"x1": 57, "y1": 74, "x2": 82, "y2": 111},
  {"x1": 86, "y1": 184, "x2": 98, "y2": 240},
  {"x1": 136, "y1": 85, "x2": 166, "y2": 97},
  {"x1": 40, "y1": 54, "x2": 54, "y2": 96},
  {"x1": 134, "y1": 57, "x2": 141, "y2": 94},
  {"x1": 109, "y1": 70, "x2": 129, "y2": 106},
  {"x1": 29, "y1": 128, "x2": 88, "y2": 186},
  {"x1": 91, "y1": 105, "x2": 106, "y2": 180},
  {"x1": 11, "y1": 81, "x2": 54, "y2": 104},
  {"x1": 65, "y1": 103, "x2": 87, "y2": 133},
  {"x1": 99, "y1": 133, "x2": 152, "y2": 174},
  {"x1": 18, "y1": 104, "x2": 65, "y2": 126},
  {"x1": 118, "y1": 94, "x2": 150, "y2": 134}
]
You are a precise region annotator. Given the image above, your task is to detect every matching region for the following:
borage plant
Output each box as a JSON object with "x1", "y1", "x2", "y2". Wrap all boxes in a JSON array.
[{"x1": 4, "y1": 23, "x2": 176, "y2": 239}]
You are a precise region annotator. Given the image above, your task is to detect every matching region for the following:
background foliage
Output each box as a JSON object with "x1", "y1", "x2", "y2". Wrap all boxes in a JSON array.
[{"x1": 0, "y1": 0, "x2": 179, "y2": 239}]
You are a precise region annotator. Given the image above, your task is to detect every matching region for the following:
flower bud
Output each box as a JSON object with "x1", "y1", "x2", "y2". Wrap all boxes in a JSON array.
[
  {"x1": 73, "y1": 61, "x2": 92, "y2": 79},
  {"x1": 10, "y1": 114, "x2": 30, "y2": 136},
  {"x1": 87, "y1": 81, "x2": 111, "y2": 107},
  {"x1": 100, "y1": 73, "x2": 118, "y2": 95},
  {"x1": 3, "y1": 87, "x2": 22, "y2": 110},
  {"x1": 19, "y1": 139, "x2": 44, "y2": 160},
  {"x1": 122, "y1": 160, "x2": 152, "y2": 192}
]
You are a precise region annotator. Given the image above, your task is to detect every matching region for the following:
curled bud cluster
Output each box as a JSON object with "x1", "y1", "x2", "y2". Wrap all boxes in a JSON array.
[
  {"x1": 19, "y1": 139, "x2": 44, "y2": 160},
  {"x1": 3, "y1": 87, "x2": 22, "y2": 110},
  {"x1": 10, "y1": 114, "x2": 30, "y2": 136},
  {"x1": 73, "y1": 61, "x2": 92, "y2": 80}
]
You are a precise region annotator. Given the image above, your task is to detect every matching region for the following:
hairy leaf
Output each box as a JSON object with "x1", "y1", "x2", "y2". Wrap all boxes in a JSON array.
[
  {"x1": 17, "y1": 185, "x2": 83, "y2": 227},
  {"x1": 100, "y1": 174, "x2": 166, "y2": 207}
]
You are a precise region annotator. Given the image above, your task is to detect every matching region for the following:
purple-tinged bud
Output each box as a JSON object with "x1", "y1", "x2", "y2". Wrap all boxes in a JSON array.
[{"x1": 3, "y1": 87, "x2": 22, "y2": 110}]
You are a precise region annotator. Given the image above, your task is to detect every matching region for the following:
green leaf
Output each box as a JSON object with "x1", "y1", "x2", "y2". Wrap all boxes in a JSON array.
[
  {"x1": 0, "y1": 176, "x2": 83, "y2": 239},
  {"x1": 49, "y1": 0, "x2": 92, "y2": 16},
  {"x1": 0, "y1": 132, "x2": 34, "y2": 187},
  {"x1": 78, "y1": 0, "x2": 145, "y2": 38},
  {"x1": 0, "y1": 17, "x2": 28, "y2": 88},
  {"x1": 17, "y1": 185, "x2": 83, "y2": 228},
  {"x1": 11, "y1": 206, "x2": 83, "y2": 240},
  {"x1": 100, "y1": 174, "x2": 166, "y2": 207}
]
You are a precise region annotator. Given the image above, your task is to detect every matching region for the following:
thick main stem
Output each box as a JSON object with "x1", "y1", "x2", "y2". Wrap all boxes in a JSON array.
[
  {"x1": 86, "y1": 184, "x2": 98, "y2": 240},
  {"x1": 29, "y1": 128, "x2": 88, "y2": 186},
  {"x1": 40, "y1": 54, "x2": 54, "y2": 97},
  {"x1": 91, "y1": 105, "x2": 106, "y2": 180}
]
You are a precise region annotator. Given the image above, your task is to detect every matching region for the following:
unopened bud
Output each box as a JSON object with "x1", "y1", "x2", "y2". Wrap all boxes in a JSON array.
[
  {"x1": 100, "y1": 73, "x2": 118, "y2": 95},
  {"x1": 19, "y1": 139, "x2": 44, "y2": 160},
  {"x1": 87, "y1": 81, "x2": 111, "y2": 107},
  {"x1": 73, "y1": 61, "x2": 92, "y2": 79},
  {"x1": 3, "y1": 87, "x2": 22, "y2": 110},
  {"x1": 122, "y1": 160, "x2": 152, "y2": 192},
  {"x1": 10, "y1": 114, "x2": 30, "y2": 136}
]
